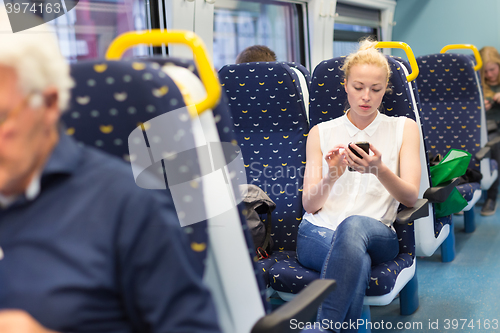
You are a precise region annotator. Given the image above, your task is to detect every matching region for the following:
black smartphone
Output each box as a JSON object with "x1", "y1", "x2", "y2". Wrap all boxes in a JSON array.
[{"x1": 348, "y1": 142, "x2": 370, "y2": 171}]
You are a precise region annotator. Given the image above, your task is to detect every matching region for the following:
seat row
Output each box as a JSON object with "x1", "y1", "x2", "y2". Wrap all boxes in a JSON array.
[
  {"x1": 61, "y1": 30, "x2": 343, "y2": 333},
  {"x1": 60, "y1": 30, "x2": 495, "y2": 333},
  {"x1": 217, "y1": 43, "x2": 497, "y2": 331}
]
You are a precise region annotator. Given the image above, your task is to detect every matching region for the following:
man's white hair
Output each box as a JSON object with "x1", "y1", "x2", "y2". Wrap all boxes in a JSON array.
[{"x1": 0, "y1": 6, "x2": 73, "y2": 111}]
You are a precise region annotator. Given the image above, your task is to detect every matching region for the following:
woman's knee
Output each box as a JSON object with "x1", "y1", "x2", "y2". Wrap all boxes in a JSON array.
[{"x1": 336, "y1": 215, "x2": 372, "y2": 240}]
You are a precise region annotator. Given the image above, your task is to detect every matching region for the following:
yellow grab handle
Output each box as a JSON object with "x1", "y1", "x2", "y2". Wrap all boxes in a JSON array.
[
  {"x1": 376, "y1": 41, "x2": 419, "y2": 82},
  {"x1": 440, "y1": 44, "x2": 482, "y2": 71},
  {"x1": 106, "y1": 30, "x2": 221, "y2": 115}
]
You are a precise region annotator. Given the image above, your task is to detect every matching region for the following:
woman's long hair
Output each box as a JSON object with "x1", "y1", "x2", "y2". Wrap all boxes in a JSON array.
[{"x1": 479, "y1": 46, "x2": 500, "y2": 99}]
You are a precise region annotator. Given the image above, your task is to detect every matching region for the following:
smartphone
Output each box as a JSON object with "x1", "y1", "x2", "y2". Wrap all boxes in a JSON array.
[{"x1": 348, "y1": 142, "x2": 370, "y2": 171}]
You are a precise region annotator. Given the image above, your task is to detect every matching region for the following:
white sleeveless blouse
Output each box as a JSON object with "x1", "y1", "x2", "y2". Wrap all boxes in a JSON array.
[{"x1": 303, "y1": 111, "x2": 406, "y2": 231}]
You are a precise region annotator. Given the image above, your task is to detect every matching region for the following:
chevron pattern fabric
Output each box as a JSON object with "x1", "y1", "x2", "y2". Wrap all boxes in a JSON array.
[{"x1": 63, "y1": 60, "x2": 209, "y2": 277}]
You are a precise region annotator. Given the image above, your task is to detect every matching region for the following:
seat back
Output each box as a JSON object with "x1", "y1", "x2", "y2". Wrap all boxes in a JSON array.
[
  {"x1": 63, "y1": 60, "x2": 209, "y2": 276},
  {"x1": 251, "y1": 57, "x2": 419, "y2": 310},
  {"x1": 416, "y1": 53, "x2": 482, "y2": 170},
  {"x1": 151, "y1": 59, "x2": 271, "y2": 333},
  {"x1": 164, "y1": 60, "x2": 335, "y2": 333},
  {"x1": 418, "y1": 51, "x2": 496, "y2": 190},
  {"x1": 219, "y1": 62, "x2": 309, "y2": 251},
  {"x1": 286, "y1": 62, "x2": 311, "y2": 87},
  {"x1": 286, "y1": 62, "x2": 311, "y2": 122}
]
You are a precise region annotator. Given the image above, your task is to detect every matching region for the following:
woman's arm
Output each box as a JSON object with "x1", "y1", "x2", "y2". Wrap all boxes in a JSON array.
[
  {"x1": 302, "y1": 125, "x2": 347, "y2": 214},
  {"x1": 346, "y1": 118, "x2": 421, "y2": 207}
]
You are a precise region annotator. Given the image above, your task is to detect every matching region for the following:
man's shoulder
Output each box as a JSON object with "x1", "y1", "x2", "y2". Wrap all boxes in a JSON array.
[{"x1": 75, "y1": 145, "x2": 167, "y2": 200}]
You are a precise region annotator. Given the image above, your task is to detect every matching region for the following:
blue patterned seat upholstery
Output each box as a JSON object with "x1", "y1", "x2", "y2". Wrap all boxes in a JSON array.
[
  {"x1": 62, "y1": 60, "x2": 209, "y2": 276},
  {"x1": 142, "y1": 57, "x2": 278, "y2": 310},
  {"x1": 219, "y1": 62, "x2": 309, "y2": 253},
  {"x1": 311, "y1": 56, "x2": 456, "y2": 261},
  {"x1": 418, "y1": 52, "x2": 498, "y2": 185},
  {"x1": 268, "y1": 223, "x2": 415, "y2": 297},
  {"x1": 416, "y1": 53, "x2": 485, "y2": 232},
  {"x1": 393, "y1": 57, "x2": 458, "y2": 256},
  {"x1": 140, "y1": 59, "x2": 338, "y2": 331},
  {"x1": 308, "y1": 56, "x2": 419, "y2": 308},
  {"x1": 309, "y1": 56, "x2": 415, "y2": 123},
  {"x1": 219, "y1": 62, "x2": 311, "y2": 296},
  {"x1": 286, "y1": 62, "x2": 311, "y2": 89}
]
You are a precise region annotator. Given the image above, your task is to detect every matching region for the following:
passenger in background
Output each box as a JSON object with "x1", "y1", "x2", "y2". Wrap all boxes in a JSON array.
[
  {"x1": 235, "y1": 45, "x2": 277, "y2": 63},
  {"x1": 479, "y1": 46, "x2": 500, "y2": 215},
  {"x1": 297, "y1": 39, "x2": 421, "y2": 332},
  {"x1": 0, "y1": 10, "x2": 220, "y2": 333}
]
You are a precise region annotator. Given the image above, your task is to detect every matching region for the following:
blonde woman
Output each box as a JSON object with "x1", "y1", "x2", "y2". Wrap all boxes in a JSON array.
[
  {"x1": 479, "y1": 46, "x2": 500, "y2": 215},
  {"x1": 297, "y1": 40, "x2": 421, "y2": 332}
]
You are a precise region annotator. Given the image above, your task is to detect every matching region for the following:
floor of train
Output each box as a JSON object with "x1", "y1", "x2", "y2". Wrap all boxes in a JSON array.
[{"x1": 371, "y1": 195, "x2": 500, "y2": 332}]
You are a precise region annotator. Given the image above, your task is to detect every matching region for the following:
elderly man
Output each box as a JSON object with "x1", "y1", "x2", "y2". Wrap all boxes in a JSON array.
[{"x1": 0, "y1": 9, "x2": 220, "y2": 333}]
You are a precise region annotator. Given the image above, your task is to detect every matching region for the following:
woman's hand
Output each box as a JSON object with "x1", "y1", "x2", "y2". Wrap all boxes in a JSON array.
[
  {"x1": 324, "y1": 144, "x2": 348, "y2": 178},
  {"x1": 345, "y1": 143, "x2": 382, "y2": 174},
  {"x1": 485, "y1": 99, "x2": 492, "y2": 111}
]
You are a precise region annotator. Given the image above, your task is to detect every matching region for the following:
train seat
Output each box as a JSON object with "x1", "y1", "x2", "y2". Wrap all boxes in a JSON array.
[
  {"x1": 286, "y1": 62, "x2": 311, "y2": 87},
  {"x1": 220, "y1": 58, "x2": 428, "y2": 330},
  {"x1": 219, "y1": 61, "x2": 311, "y2": 291},
  {"x1": 286, "y1": 62, "x2": 311, "y2": 121},
  {"x1": 218, "y1": 61, "x2": 309, "y2": 261},
  {"x1": 307, "y1": 56, "x2": 421, "y2": 317},
  {"x1": 154, "y1": 57, "x2": 337, "y2": 333},
  {"x1": 62, "y1": 60, "x2": 210, "y2": 277},
  {"x1": 443, "y1": 50, "x2": 498, "y2": 188},
  {"x1": 416, "y1": 52, "x2": 496, "y2": 232},
  {"x1": 394, "y1": 56, "x2": 462, "y2": 260},
  {"x1": 310, "y1": 54, "x2": 460, "y2": 261}
]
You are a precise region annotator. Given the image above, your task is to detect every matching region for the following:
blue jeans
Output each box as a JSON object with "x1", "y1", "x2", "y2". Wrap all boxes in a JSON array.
[{"x1": 296, "y1": 216, "x2": 399, "y2": 333}]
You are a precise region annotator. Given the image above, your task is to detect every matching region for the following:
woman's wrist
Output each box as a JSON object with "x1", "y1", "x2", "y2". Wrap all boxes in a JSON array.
[
  {"x1": 326, "y1": 165, "x2": 342, "y2": 183},
  {"x1": 373, "y1": 162, "x2": 389, "y2": 179}
]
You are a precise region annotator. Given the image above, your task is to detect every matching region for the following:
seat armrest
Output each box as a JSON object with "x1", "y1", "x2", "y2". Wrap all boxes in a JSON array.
[
  {"x1": 475, "y1": 136, "x2": 500, "y2": 160},
  {"x1": 251, "y1": 279, "x2": 336, "y2": 333},
  {"x1": 423, "y1": 177, "x2": 460, "y2": 203},
  {"x1": 485, "y1": 135, "x2": 500, "y2": 148},
  {"x1": 395, "y1": 199, "x2": 429, "y2": 224},
  {"x1": 475, "y1": 146, "x2": 491, "y2": 161}
]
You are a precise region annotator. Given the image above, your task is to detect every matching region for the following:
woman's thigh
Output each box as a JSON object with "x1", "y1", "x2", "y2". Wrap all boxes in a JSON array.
[
  {"x1": 335, "y1": 215, "x2": 399, "y2": 266},
  {"x1": 296, "y1": 220, "x2": 335, "y2": 272}
]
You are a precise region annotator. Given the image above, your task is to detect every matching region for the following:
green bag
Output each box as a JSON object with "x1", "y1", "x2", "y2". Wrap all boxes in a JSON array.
[
  {"x1": 434, "y1": 188, "x2": 468, "y2": 218},
  {"x1": 430, "y1": 149, "x2": 471, "y2": 185},
  {"x1": 429, "y1": 149, "x2": 472, "y2": 218}
]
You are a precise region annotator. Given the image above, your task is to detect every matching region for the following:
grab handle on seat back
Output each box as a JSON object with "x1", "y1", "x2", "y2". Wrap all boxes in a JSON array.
[
  {"x1": 376, "y1": 41, "x2": 419, "y2": 82},
  {"x1": 105, "y1": 30, "x2": 221, "y2": 115},
  {"x1": 440, "y1": 44, "x2": 482, "y2": 71}
]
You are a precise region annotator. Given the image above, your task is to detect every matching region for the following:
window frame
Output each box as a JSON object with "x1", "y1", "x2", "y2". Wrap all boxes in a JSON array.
[{"x1": 213, "y1": 0, "x2": 309, "y2": 69}]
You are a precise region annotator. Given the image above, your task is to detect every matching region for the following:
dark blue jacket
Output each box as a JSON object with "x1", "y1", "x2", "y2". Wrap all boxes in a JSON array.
[{"x1": 0, "y1": 133, "x2": 221, "y2": 333}]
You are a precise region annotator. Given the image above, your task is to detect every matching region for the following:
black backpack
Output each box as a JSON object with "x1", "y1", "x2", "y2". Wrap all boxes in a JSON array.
[{"x1": 239, "y1": 184, "x2": 276, "y2": 259}]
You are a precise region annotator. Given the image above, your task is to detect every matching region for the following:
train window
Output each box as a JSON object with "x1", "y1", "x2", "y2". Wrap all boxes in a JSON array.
[
  {"x1": 213, "y1": 0, "x2": 306, "y2": 70},
  {"x1": 333, "y1": 3, "x2": 379, "y2": 57},
  {"x1": 48, "y1": 0, "x2": 150, "y2": 61}
]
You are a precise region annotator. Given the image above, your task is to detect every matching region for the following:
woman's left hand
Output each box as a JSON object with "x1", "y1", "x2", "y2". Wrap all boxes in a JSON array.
[{"x1": 345, "y1": 143, "x2": 382, "y2": 174}]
